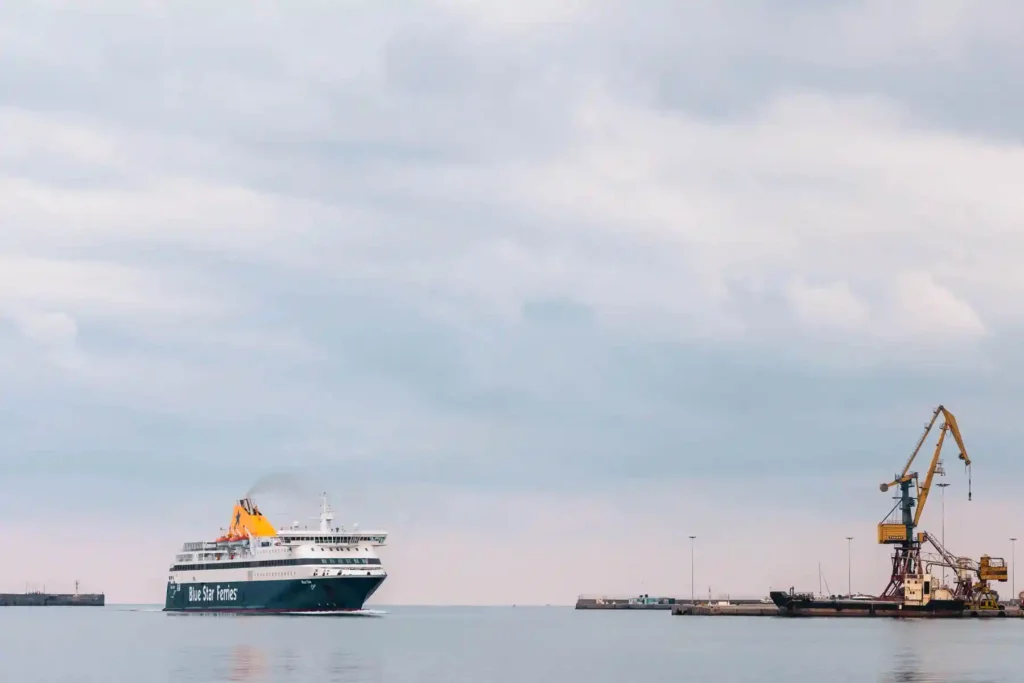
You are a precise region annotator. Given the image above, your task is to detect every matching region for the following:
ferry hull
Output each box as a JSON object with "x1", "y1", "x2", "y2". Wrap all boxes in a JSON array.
[{"x1": 163, "y1": 576, "x2": 384, "y2": 613}]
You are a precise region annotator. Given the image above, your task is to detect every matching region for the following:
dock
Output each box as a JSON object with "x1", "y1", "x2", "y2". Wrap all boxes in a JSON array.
[
  {"x1": 576, "y1": 595, "x2": 773, "y2": 610},
  {"x1": 670, "y1": 602, "x2": 1024, "y2": 618},
  {"x1": 576, "y1": 595, "x2": 678, "y2": 610},
  {"x1": 579, "y1": 406, "x2": 1021, "y2": 623}
]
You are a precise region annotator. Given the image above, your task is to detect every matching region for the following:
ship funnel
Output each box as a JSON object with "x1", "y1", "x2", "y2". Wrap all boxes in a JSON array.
[{"x1": 220, "y1": 496, "x2": 277, "y2": 540}]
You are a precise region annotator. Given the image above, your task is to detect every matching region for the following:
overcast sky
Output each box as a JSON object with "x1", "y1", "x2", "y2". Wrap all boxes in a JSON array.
[{"x1": 3, "y1": 0, "x2": 1024, "y2": 605}]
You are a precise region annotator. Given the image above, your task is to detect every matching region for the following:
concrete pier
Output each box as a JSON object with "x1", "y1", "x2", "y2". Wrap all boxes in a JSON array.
[
  {"x1": 576, "y1": 595, "x2": 772, "y2": 610},
  {"x1": 672, "y1": 603, "x2": 780, "y2": 616}
]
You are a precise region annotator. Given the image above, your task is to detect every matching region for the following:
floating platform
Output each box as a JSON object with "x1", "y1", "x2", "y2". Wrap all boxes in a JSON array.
[{"x1": 0, "y1": 593, "x2": 105, "y2": 607}]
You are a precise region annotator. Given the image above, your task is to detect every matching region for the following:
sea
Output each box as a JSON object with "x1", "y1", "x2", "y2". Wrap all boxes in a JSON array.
[{"x1": 1, "y1": 605, "x2": 1021, "y2": 682}]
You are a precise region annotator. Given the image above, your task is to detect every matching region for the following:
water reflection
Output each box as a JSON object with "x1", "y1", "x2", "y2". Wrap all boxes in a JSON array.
[
  {"x1": 227, "y1": 645, "x2": 264, "y2": 681},
  {"x1": 884, "y1": 651, "x2": 936, "y2": 682},
  {"x1": 167, "y1": 639, "x2": 379, "y2": 682},
  {"x1": 879, "y1": 623, "x2": 1007, "y2": 683},
  {"x1": 8, "y1": 605, "x2": 1021, "y2": 683},
  {"x1": 326, "y1": 650, "x2": 382, "y2": 683},
  {"x1": 272, "y1": 647, "x2": 301, "y2": 679}
]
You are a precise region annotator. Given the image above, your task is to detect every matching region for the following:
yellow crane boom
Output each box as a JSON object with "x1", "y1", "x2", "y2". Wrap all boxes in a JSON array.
[{"x1": 878, "y1": 405, "x2": 972, "y2": 544}]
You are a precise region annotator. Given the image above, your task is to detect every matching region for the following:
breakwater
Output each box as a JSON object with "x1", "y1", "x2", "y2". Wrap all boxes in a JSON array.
[{"x1": 0, "y1": 592, "x2": 105, "y2": 606}]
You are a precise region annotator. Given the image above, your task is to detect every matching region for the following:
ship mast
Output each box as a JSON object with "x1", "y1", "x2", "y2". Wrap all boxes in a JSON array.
[{"x1": 318, "y1": 493, "x2": 334, "y2": 532}]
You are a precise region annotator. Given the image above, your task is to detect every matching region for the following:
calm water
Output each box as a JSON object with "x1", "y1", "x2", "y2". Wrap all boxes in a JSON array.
[{"x1": 0, "y1": 605, "x2": 1021, "y2": 682}]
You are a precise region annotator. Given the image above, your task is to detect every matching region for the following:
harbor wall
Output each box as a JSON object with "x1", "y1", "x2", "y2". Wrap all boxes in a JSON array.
[
  {"x1": 0, "y1": 593, "x2": 105, "y2": 606},
  {"x1": 672, "y1": 603, "x2": 781, "y2": 616}
]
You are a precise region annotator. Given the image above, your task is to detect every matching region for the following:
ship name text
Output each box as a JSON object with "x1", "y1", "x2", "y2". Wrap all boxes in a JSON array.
[{"x1": 188, "y1": 585, "x2": 239, "y2": 602}]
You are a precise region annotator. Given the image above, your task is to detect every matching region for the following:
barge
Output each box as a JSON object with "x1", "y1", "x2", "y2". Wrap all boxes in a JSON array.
[{"x1": 769, "y1": 589, "x2": 974, "y2": 617}]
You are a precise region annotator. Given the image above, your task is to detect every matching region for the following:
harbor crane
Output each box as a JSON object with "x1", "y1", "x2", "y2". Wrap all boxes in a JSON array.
[{"x1": 877, "y1": 405, "x2": 972, "y2": 600}]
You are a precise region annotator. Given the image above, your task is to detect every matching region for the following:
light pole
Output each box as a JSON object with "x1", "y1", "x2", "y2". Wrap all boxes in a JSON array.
[
  {"x1": 938, "y1": 482, "x2": 950, "y2": 586},
  {"x1": 689, "y1": 535, "x2": 696, "y2": 604},
  {"x1": 1011, "y1": 537, "x2": 1017, "y2": 602},
  {"x1": 846, "y1": 536, "x2": 853, "y2": 597}
]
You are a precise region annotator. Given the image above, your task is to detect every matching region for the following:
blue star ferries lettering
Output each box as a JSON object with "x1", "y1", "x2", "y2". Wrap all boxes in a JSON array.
[{"x1": 188, "y1": 585, "x2": 239, "y2": 602}]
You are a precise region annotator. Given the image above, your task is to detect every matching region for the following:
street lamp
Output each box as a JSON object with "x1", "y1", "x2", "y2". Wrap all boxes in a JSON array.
[
  {"x1": 846, "y1": 536, "x2": 853, "y2": 597},
  {"x1": 689, "y1": 535, "x2": 696, "y2": 604},
  {"x1": 1011, "y1": 537, "x2": 1017, "y2": 602},
  {"x1": 937, "y1": 482, "x2": 950, "y2": 586}
]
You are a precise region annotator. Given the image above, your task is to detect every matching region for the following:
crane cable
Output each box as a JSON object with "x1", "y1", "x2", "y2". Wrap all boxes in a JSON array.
[{"x1": 967, "y1": 462, "x2": 972, "y2": 501}]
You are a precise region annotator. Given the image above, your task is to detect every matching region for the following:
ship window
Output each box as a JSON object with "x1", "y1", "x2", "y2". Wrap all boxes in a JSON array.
[{"x1": 170, "y1": 557, "x2": 382, "y2": 572}]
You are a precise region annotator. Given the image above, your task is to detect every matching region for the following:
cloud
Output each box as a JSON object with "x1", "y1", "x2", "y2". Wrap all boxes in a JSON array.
[
  {"x1": 9, "y1": 310, "x2": 77, "y2": 348},
  {"x1": 1, "y1": 0, "x2": 1024, "y2": 604},
  {"x1": 786, "y1": 279, "x2": 870, "y2": 332},
  {"x1": 888, "y1": 272, "x2": 986, "y2": 339}
]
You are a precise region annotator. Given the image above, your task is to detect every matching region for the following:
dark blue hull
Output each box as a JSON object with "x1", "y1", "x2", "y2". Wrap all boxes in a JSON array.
[{"x1": 163, "y1": 576, "x2": 384, "y2": 613}]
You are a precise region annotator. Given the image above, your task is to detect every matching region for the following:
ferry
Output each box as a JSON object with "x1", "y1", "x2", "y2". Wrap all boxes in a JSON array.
[{"x1": 163, "y1": 494, "x2": 387, "y2": 614}]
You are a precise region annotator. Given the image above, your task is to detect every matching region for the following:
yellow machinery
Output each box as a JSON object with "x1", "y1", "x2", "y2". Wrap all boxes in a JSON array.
[
  {"x1": 923, "y1": 532, "x2": 1007, "y2": 609},
  {"x1": 877, "y1": 405, "x2": 972, "y2": 599},
  {"x1": 979, "y1": 555, "x2": 1008, "y2": 582},
  {"x1": 973, "y1": 556, "x2": 1008, "y2": 609}
]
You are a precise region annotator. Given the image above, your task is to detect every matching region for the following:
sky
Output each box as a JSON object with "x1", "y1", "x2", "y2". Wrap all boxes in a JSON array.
[{"x1": 2, "y1": 0, "x2": 1024, "y2": 605}]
